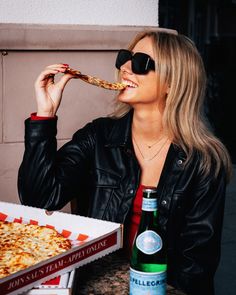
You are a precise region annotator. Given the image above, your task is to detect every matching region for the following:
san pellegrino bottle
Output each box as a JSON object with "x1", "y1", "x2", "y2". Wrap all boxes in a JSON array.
[{"x1": 130, "y1": 188, "x2": 167, "y2": 294}]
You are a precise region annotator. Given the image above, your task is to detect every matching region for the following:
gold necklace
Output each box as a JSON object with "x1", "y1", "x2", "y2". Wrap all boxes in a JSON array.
[
  {"x1": 133, "y1": 123, "x2": 164, "y2": 149},
  {"x1": 133, "y1": 136, "x2": 168, "y2": 162},
  {"x1": 146, "y1": 135, "x2": 165, "y2": 149}
]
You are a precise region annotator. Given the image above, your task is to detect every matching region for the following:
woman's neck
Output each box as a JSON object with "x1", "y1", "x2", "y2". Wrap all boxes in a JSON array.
[{"x1": 132, "y1": 108, "x2": 164, "y2": 142}]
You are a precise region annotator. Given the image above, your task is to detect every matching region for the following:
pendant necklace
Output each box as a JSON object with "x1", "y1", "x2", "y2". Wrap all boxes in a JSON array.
[
  {"x1": 133, "y1": 136, "x2": 168, "y2": 162},
  {"x1": 146, "y1": 135, "x2": 165, "y2": 149}
]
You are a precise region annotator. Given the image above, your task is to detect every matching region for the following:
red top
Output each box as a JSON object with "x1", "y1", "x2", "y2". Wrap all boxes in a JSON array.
[
  {"x1": 31, "y1": 113, "x2": 144, "y2": 255},
  {"x1": 125, "y1": 184, "x2": 147, "y2": 256},
  {"x1": 31, "y1": 113, "x2": 56, "y2": 120}
]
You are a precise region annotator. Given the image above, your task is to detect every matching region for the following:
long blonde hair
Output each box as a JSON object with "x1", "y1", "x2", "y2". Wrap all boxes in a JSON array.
[{"x1": 112, "y1": 30, "x2": 232, "y2": 182}]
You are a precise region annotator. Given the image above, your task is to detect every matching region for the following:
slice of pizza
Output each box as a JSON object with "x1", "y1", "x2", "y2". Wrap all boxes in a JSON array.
[{"x1": 65, "y1": 68, "x2": 127, "y2": 91}]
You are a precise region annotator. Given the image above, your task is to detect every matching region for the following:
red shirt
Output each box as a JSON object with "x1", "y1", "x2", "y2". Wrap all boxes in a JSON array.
[{"x1": 125, "y1": 184, "x2": 147, "y2": 256}]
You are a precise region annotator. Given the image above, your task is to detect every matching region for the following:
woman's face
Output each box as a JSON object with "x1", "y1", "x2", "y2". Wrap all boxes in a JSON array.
[{"x1": 117, "y1": 36, "x2": 167, "y2": 108}]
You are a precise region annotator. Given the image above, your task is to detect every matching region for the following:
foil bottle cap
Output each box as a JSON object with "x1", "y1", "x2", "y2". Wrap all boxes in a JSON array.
[{"x1": 143, "y1": 188, "x2": 157, "y2": 198}]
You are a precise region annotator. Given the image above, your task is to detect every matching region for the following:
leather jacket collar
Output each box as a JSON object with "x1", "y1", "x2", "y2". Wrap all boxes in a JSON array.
[{"x1": 105, "y1": 110, "x2": 133, "y2": 148}]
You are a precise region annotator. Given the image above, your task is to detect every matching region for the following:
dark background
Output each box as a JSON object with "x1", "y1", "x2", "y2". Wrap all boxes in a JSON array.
[
  {"x1": 159, "y1": 0, "x2": 236, "y2": 163},
  {"x1": 159, "y1": 1, "x2": 236, "y2": 294}
]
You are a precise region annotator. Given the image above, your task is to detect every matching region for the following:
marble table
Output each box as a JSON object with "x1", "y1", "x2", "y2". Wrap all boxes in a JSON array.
[{"x1": 72, "y1": 250, "x2": 186, "y2": 295}]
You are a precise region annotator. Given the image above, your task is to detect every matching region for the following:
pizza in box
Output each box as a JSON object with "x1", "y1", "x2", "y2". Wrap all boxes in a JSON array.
[{"x1": 0, "y1": 212, "x2": 89, "y2": 279}]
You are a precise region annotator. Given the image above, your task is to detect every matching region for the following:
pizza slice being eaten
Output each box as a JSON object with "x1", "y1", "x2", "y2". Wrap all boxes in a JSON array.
[{"x1": 65, "y1": 68, "x2": 127, "y2": 91}]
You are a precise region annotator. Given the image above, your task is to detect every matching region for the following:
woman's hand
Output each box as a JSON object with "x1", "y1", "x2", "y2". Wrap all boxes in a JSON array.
[{"x1": 34, "y1": 64, "x2": 76, "y2": 117}]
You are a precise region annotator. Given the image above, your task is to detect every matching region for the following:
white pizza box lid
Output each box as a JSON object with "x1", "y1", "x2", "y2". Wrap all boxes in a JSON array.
[
  {"x1": 0, "y1": 201, "x2": 123, "y2": 295},
  {"x1": 25, "y1": 270, "x2": 75, "y2": 295}
]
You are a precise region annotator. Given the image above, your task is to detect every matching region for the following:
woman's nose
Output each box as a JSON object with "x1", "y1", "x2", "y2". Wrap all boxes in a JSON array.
[{"x1": 120, "y1": 60, "x2": 133, "y2": 74}]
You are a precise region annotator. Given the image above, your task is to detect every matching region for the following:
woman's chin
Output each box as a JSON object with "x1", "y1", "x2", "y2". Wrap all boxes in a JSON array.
[{"x1": 117, "y1": 90, "x2": 137, "y2": 103}]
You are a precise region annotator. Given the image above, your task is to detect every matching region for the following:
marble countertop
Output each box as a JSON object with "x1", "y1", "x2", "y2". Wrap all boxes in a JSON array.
[{"x1": 72, "y1": 250, "x2": 186, "y2": 295}]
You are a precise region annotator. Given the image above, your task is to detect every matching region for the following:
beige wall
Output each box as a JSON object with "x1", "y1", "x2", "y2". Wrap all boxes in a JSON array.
[
  {"x1": 0, "y1": 0, "x2": 159, "y2": 26},
  {"x1": 0, "y1": 24, "x2": 176, "y2": 212}
]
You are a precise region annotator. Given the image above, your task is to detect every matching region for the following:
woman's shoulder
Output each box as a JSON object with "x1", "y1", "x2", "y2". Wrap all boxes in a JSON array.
[
  {"x1": 72, "y1": 112, "x2": 131, "y2": 143},
  {"x1": 92, "y1": 115, "x2": 117, "y2": 127},
  {"x1": 189, "y1": 146, "x2": 229, "y2": 183},
  {"x1": 92, "y1": 111, "x2": 131, "y2": 126},
  {"x1": 172, "y1": 143, "x2": 227, "y2": 180},
  {"x1": 91, "y1": 111, "x2": 132, "y2": 133}
]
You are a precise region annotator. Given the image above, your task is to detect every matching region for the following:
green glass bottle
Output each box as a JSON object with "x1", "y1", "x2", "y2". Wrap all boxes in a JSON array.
[{"x1": 129, "y1": 188, "x2": 167, "y2": 295}]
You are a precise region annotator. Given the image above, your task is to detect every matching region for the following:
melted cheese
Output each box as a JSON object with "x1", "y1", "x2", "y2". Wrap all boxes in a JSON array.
[{"x1": 0, "y1": 221, "x2": 72, "y2": 278}]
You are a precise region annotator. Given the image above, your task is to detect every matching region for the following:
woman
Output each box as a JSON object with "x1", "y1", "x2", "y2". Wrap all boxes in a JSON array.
[{"x1": 18, "y1": 30, "x2": 232, "y2": 294}]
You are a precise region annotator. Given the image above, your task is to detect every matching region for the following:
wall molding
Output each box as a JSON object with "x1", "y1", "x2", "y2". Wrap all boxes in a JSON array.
[{"x1": 0, "y1": 24, "x2": 177, "y2": 50}]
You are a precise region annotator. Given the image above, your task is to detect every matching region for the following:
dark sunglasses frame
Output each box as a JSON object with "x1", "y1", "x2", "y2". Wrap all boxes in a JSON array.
[{"x1": 115, "y1": 49, "x2": 155, "y2": 75}]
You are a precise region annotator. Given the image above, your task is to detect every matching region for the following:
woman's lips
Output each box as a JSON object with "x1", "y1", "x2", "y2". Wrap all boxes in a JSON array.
[{"x1": 121, "y1": 78, "x2": 138, "y2": 88}]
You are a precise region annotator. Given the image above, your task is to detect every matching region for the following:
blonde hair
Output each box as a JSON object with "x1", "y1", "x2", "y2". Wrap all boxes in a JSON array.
[{"x1": 112, "y1": 30, "x2": 232, "y2": 182}]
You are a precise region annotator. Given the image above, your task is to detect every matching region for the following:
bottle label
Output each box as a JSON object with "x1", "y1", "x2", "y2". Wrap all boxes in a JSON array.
[
  {"x1": 136, "y1": 230, "x2": 162, "y2": 255},
  {"x1": 130, "y1": 268, "x2": 166, "y2": 295},
  {"x1": 142, "y1": 197, "x2": 158, "y2": 211}
]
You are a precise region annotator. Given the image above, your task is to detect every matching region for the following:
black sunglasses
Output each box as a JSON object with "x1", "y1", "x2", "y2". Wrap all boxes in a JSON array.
[{"x1": 115, "y1": 49, "x2": 155, "y2": 75}]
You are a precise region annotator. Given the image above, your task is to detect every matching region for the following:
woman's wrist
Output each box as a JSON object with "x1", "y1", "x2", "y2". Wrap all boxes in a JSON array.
[{"x1": 36, "y1": 111, "x2": 55, "y2": 117}]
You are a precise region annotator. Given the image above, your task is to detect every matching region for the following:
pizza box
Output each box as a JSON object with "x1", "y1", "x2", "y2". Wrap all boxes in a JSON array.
[
  {"x1": 0, "y1": 201, "x2": 123, "y2": 295},
  {"x1": 25, "y1": 271, "x2": 75, "y2": 295}
]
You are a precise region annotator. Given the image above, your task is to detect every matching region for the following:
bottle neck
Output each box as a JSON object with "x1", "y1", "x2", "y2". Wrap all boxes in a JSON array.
[{"x1": 140, "y1": 197, "x2": 158, "y2": 228}]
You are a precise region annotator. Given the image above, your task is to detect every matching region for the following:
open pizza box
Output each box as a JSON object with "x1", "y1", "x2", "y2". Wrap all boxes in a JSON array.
[{"x1": 0, "y1": 201, "x2": 123, "y2": 295}]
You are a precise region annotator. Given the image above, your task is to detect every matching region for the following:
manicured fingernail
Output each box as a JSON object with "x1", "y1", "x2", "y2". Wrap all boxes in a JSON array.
[{"x1": 63, "y1": 64, "x2": 69, "y2": 67}]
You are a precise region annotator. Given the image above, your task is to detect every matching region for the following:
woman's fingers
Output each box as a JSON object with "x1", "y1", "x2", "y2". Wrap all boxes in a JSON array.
[
  {"x1": 35, "y1": 64, "x2": 69, "y2": 82},
  {"x1": 46, "y1": 63, "x2": 69, "y2": 70},
  {"x1": 35, "y1": 64, "x2": 77, "y2": 91},
  {"x1": 35, "y1": 69, "x2": 58, "y2": 86},
  {"x1": 56, "y1": 73, "x2": 75, "y2": 90},
  {"x1": 34, "y1": 64, "x2": 76, "y2": 116}
]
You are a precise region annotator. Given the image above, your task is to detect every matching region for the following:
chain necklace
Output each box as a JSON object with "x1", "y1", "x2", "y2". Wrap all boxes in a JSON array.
[
  {"x1": 146, "y1": 135, "x2": 165, "y2": 149},
  {"x1": 132, "y1": 123, "x2": 164, "y2": 149},
  {"x1": 133, "y1": 136, "x2": 168, "y2": 162}
]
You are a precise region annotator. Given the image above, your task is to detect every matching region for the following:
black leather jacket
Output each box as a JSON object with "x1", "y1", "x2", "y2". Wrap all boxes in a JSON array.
[{"x1": 18, "y1": 110, "x2": 226, "y2": 295}]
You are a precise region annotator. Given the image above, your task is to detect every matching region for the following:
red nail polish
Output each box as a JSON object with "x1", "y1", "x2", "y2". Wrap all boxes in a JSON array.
[{"x1": 63, "y1": 64, "x2": 69, "y2": 67}]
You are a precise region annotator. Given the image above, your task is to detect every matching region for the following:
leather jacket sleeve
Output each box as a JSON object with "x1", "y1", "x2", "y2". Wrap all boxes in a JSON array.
[
  {"x1": 18, "y1": 118, "x2": 95, "y2": 211},
  {"x1": 169, "y1": 165, "x2": 226, "y2": 295}
]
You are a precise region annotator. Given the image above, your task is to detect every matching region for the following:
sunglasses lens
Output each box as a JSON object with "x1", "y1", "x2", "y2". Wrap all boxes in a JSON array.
[
  {"x1": 115, "y1": 50, "x2": 132, "y2": 69},
  {"x1": 132, "y1": 53, "x2": 155, "y2": 74},
  {"x1": 132, "y1": 53, "x2": 148, "y2": 74}
]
